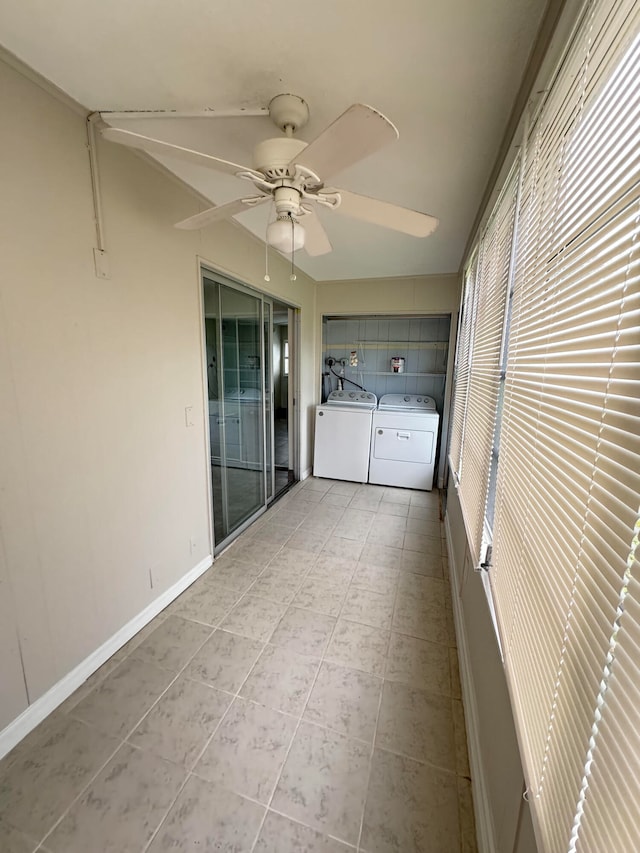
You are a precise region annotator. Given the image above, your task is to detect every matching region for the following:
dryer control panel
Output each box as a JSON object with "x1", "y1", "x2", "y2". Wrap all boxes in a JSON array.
[{"x1": 378, "y1": 393, "x2": 436, "y2": 411}]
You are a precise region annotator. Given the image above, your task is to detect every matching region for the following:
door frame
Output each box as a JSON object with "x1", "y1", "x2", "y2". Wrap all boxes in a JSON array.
[{"x1": 198, "y1": 261, "x2": 300, "y2": 556}]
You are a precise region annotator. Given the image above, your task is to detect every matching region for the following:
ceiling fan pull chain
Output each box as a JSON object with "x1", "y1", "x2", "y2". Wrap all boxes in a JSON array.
[{"x1": 289, "y1": 212, "x2": 297, "y2": 281}]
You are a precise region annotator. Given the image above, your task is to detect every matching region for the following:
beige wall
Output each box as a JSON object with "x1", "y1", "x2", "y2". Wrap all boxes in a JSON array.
[
  {"x1": 316, "y1": 274, "x2": 460, "y2": 342},
  {"x1": 0, "y1": 56, "x2": 316, "y2": 736}
]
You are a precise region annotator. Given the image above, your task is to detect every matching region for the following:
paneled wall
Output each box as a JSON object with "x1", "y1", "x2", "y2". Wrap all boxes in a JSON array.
[{"x1": 0, "y1": 55, "x2": 316, "y2": 746}]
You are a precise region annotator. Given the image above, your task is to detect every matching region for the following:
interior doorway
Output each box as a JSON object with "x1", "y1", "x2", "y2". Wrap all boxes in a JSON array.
[{"x1": 271, "y1": 300, "x2": 294, "y2": 496}]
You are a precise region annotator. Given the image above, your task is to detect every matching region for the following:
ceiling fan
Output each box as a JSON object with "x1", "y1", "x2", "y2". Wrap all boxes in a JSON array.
[{"x1": 101, "y1": 94, "x2": 439, "y2": 257}]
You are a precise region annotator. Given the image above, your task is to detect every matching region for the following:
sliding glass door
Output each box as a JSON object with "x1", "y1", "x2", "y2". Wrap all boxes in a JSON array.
[{"x1": 204, "y1": 273, "x2": 266, "y2": 548}]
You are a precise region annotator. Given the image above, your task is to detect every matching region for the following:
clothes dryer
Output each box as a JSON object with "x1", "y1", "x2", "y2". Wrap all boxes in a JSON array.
[{"x1": 369, "y1": 394, "x2": 439, "y2": 490}]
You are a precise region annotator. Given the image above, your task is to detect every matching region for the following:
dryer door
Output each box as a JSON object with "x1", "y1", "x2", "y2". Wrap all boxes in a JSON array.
[{"x1": 372, "y1": 423, "x2": 435, "y2": 464}]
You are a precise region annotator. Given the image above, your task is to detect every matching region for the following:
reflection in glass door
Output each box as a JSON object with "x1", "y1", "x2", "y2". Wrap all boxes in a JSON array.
[{"x1": 204, "y1": 273, "x2": 265, "y2": 548}]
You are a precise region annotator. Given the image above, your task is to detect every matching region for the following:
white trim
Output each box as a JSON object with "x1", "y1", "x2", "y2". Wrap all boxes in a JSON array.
[
  {"x1": 300, "y1": 466, "x2": 312, "y2": 481},
  {"x1": 444, "y1": 511, "x2": 497, "y2": 853},
  {"x1": 0, "y1": 554, "x2": 212, "y2": 760}
]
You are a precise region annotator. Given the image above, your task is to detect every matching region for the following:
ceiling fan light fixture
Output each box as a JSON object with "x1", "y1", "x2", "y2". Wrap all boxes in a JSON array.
[{"x1": 267, "y1": 214, "x2": 305, "y2": 253}]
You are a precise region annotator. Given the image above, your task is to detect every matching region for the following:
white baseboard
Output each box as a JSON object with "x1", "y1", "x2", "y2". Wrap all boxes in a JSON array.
[
  {"x1": 444, "y1": 512, "x2": 496, "y2": 853},
  {"x1": 300, "y1": 467, "x2": 312, "y2": 481},
  {"x1": 0, "y1": 554, "x2": 213, "y2": 760}
]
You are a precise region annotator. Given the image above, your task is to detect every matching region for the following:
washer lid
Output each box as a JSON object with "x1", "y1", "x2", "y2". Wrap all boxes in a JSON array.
[
  {"x1": 378, "y1": 393, "x2": 436, "y2": 411},
  {"x1": 326, "y1": 390, "x2": 378, "y2": 409}
]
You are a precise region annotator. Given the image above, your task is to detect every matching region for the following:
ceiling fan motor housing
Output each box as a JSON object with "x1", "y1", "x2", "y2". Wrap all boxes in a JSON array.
[
  {"x1": 253, "y1": 137, "x2": 308, "y2": 180},
  {"x1": 267, "y1": 93, "x2": 310, "y2": 133}
]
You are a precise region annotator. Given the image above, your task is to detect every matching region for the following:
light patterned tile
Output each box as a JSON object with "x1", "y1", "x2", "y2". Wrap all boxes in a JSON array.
[
  {"x1": 333, "y1": 509, "x2": 375, "y2": 542},
  {"x1": 250, "y1": 567, "x2": 306, "y2": 604},
  {"x1": 45, "y1": 744, "x2": 186, "y2": 853},
  {"x1": 248, "y1": 523, "x2": 294, "y2": 547},
  {"x1": 359, "y1": 543, "x2": 402, "y2": 571},
  {"x1": 285, "y1": 529, "x2": 329, "y2": 553},
  {"x1": 254, "y1": 811, "x2": 352, "y2": 852},
  {"x1": 206, "y1": 558, "x2": 263, "y2": 593},
  {"x1": 403, "y1": 532, "x2": 442, "y2": 555},
  {"x1": 272, "y1": 723, "x2": 370, "y2": 845},
  {"x1": 304, "y1": 661, "x2": 382, "y2": 743},
  {"x1": 321, "y1": 536, "x2": 364, "y2": 562},
  {"x1": 195, "y1": 698, "x2": 296, "y2": 803},
  {"x1": 386, "y1": 633, "x2": 450, "y2": 695},
  {"x1": 351, "y1": 563, "x2": 399, "y2": 596},
  {"x1": 400, "y1": 549, "x2": 443, "y2": 578},
  {"x1": 341, "y1": 588, "x2": 394, "y2": 630},
  {"x1": 301, "y1": 478, "x2": 333, "y2": 494},
  {"x1": 405, "y1": 515, "x2": 440, "y2": 534},
  {"x1": 397, "y1": 574, "x2": 445, "y2": 600},
  {"x1": 270, "y1": 607, "x2": 336, "y2": 657},
  {"x1": 293, "y1": 577, "x2": 349, "y2": 617},
  {"x1": 408, "y1": 504, "x2": 440, "y2": 522},
  {"x1": 377, "y1": 501, "x2": 410, "y2": 518},
  {"x1": 220, "y1": 594, "x2": 287, "y2": 642},
  {"x1": 320, "y1": 492, "x2": 352, "y2": 508},
  {"x1": 310, "y1": 553, "x2": 358, "y2": 583},
  {"x1": 240, "y1": 645, "x2": 320, "y2": 715},
  {"x1": 166, "y1": 582, "x2": 241, "y2": 627},
  {"x1": 376, "y1": 682, "x2": 456, "y2": 770},
  {"x1": 328, "y1": 481, "x2": 360, "y2": 496},
  {"x1": 59, "y1": 658, "x2": 121, "y2": 714},
  {"x1": 131, "y1": 616, "x2": 211, "y2": 672},
  {"x1": 72, "y1": 657, "x2": 174, "y2": 738},
  {"x1": 366, "y1": 524, "x2": 405, "y2": 549},
  {"x1": 147, "y1": 775, "x2": 264, "y2": 852},
  {"x1": 0, "y1": 819, "x2": 36, "y2": 853},
  {"x1": 361, "y1": 749, "x2": 460, "y2": 853},
  {"x1": 0, "y1": 715, "x2": 118, "y2": 840},
  {"x1": 128, "y1": 675, "x2": 231, "y2": 766},
  {"x1": 268, "y1": 549, "x2": 317, "y2": 573},
  {"x1": 409, "y1": 492, "x2": 440, "y2": 509},
  {"x1": 231, "y1": 539, "x2": 283, "y2": 566},
  {"x1": 325, "y1": 620, "x2": 389, "y2": 676},
  {"x1": 381, "y1": 487, "x2": 412, "y2": 505},
  {"x1": 184, "y1": 630, "x2": 263, "y2": 693},
  {"x1": 114, "y1": 616, "x2": 166, "y2": 661},
  {"x1": 392, "y1": 592, "x2": 449, "y2": 646}
]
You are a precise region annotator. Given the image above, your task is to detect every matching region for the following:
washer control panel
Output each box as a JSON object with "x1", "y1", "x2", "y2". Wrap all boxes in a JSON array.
[{"x1": 327, "y1": 390, "x2": 377, "y2": 405}]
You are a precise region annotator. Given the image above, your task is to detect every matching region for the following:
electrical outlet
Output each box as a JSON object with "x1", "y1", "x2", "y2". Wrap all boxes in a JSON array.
[{"x1": 325, "y1": 356, "x2": 335, "y2": 367}]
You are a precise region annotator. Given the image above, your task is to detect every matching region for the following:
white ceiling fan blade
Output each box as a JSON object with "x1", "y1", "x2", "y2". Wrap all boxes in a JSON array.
[
  {"x1": 300, "y1": 208, "x2": 332, "y2": 256},
  {"x1": 330, "y1": 189, "x2": 439, "y2": 238},
  {"x1": 102, "y1": 128, "x2": 259, "y2": 178},
  {"x1": 175, "y1": 196, "x2": 268, "y2": 230},
  {"x1": 292, "y1": 104, "x2": 398, "y2": 182}
]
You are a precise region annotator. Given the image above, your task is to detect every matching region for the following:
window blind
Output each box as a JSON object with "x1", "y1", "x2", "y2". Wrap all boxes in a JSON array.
[
  {"x1": 456, "y1": 165, "x2": 519, "y2": 562},
  {"x1": 448, "y1": 250, "x2": 478, "y2": 483},
  {"x1": 486, "y1": 0, "x2": 640, "y2": 850}
]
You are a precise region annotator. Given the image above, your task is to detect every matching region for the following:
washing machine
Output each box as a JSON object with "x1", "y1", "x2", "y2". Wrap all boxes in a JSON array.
[
  {"x1": 369, "y1": 394, "x2": 439, "y2": 490},
  {"x1": 313, "y1": 390, "x2": 378, "y2": 483}
]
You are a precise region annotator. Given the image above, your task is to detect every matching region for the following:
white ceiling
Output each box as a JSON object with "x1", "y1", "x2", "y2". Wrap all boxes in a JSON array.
[{"x1": 0, "y1": 0, "x2": 547, "y2": 281}]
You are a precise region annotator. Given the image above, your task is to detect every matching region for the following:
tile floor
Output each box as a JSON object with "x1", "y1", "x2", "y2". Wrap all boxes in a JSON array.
[{"x1": 0, "y1": 478, "x2": 477, "y2": 853}]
